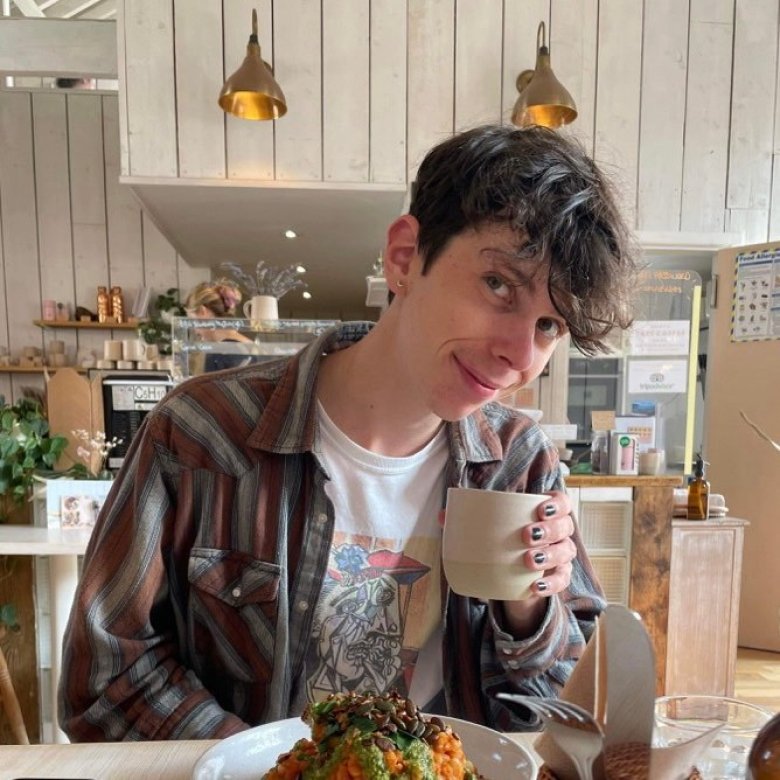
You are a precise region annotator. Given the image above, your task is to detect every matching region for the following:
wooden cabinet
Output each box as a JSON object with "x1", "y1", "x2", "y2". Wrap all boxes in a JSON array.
[
  {"x1": 665, "y1": 518, "x2": 748, "y2": 697},
  {"x1": 567, "y1": 478, "x2": 747, "y2": 697},
  {"x1": 568, "y1": 475, "x2": 680, "y2": 694}
]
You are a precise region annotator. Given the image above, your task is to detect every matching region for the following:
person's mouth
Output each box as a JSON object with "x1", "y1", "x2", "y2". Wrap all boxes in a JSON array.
[{"x1": 454, "y1": 357, "x2": 502, "y2": 398}]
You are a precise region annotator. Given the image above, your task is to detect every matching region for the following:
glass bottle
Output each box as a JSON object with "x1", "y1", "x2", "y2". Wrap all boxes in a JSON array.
[
  {"x1": 748, "y1": 711, "x2": 780, "y2": 779},
  {"x1": 590, "y1": 430, "x2": 608, "y2": 474},
  {"x1": 687, "y1": 452, "x2": 710, "y2": 520}
]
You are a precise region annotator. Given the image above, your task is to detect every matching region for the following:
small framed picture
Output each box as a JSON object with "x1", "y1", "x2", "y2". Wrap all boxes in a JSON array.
[{"x1": 45, "y1": 479, "x2": 113, "y2": 530}]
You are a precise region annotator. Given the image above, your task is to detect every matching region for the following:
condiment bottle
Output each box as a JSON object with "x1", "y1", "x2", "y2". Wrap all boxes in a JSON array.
[
  {"x1": 687, "y1": 452, "x2": 710, "y2": 520},
  {"x1": 748, "y1": 711, "x2": 780, "y2": 779}
]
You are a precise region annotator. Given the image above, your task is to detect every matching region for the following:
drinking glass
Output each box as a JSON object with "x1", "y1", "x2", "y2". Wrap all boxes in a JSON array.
[{"x1": 654, "y1": 695, "x2": 772, "y2": 778}]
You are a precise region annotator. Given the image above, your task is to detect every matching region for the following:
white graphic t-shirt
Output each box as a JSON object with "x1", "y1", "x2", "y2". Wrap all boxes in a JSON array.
[{"x1": 305, "y1": 402, "x2": 447, "y2": 708}]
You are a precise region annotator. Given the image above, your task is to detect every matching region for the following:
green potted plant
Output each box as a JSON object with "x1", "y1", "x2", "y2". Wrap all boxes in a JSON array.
[
  {"x1": 0, "y1": 398, "x2": 68, "y2": 523},
  {"x1": 137, "y1": 288, "x2": 187, "y2": 356}
]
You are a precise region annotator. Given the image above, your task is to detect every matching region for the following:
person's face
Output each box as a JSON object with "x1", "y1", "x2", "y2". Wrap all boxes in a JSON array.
[{"x1": 389, "y1": 221, "x2": 567, "y2": 422}]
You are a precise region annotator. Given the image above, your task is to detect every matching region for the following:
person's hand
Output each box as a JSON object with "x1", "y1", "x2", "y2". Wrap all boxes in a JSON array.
[
  {"x1": 520, "y1": 489, "x2": 576, "y2": 595},
  {"x1": 500, "y1": 490, "x2": 577, "y2": 637}
]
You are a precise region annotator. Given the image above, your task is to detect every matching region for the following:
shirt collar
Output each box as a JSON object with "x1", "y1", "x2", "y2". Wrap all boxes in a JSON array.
[
  {"x1": 448, "y1": 408, "x2": 505, "y2": 464},
  {"x1": 248, "y1": 322, "x2": 373, "y2": 453}
]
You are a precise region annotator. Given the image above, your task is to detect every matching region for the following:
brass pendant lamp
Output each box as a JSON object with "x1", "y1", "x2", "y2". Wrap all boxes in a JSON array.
[
  {"x1": 511, "y1": 21, "x2": 577, "y2": 129},
  {"x1": 218, "y1": 9, "x2": 287, "y2": 121}
]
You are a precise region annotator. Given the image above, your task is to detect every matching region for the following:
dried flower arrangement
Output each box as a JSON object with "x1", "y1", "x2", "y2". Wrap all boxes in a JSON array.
[
  {"x1": 70, "y1": 429, "x2": 123, "y2": 480},
  {"x1": 219, "y1": 261, "x2": 307, "y2": 301}
]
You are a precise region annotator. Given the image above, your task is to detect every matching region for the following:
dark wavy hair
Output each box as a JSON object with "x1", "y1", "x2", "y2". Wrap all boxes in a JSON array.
[{"x1": 409, "y1": 124, "x2": 638, "y2": 355}]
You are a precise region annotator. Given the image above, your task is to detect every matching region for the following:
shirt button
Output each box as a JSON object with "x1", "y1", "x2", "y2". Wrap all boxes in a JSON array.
[
  {"x1": 316, "y1": 512, "x2": 328, "y2": 524},
  {"x1": 297, "y1": 600, "x2": 309, "y2": 613},
  {"x1": 231, "y1": 587, "x2": 242, "y2": 599}
]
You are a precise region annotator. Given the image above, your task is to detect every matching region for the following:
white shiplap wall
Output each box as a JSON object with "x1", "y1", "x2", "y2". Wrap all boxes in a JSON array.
[
  {"x1": 5, "y1": 1, "x2": 780, "y2": 401},
  {"x1": 118, "y1": 0, "x2": 780, "y2": 245},
  {"x1": 0, "y1": 91, "x2": 207, "y2": 404}
]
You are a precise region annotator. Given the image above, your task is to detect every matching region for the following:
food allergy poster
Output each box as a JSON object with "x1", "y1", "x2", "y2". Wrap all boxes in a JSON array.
[{"x1": 732, "y1": 248, "x2": 780, "y2": 342}]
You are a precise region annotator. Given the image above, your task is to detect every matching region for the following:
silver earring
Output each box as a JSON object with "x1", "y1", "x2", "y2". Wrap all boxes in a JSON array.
[{"x1": 397, "y1": 280, "x2": 405, "y2": 288}]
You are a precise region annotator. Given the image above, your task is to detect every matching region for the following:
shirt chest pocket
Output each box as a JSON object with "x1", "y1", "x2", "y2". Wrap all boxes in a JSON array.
[{"x1": 187, "y1": 547, "x2": 282, "y2": 683}]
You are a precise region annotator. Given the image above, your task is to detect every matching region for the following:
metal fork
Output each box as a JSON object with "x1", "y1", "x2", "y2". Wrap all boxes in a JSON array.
[{"x1": 497, "y1": 693, "x2": 604, "y2": 780}]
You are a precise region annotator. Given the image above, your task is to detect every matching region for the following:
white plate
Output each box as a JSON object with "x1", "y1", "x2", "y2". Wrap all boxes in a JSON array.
[{"x1": 192, "y1": 715, "x2": 537, "y2": 780}]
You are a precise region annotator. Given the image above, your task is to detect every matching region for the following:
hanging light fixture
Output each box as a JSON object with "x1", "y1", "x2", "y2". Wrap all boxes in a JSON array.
[
  {"x1": 511, "y1": 21, "x2": 577, "y2": 129},
  {"x1": 218, "y1": 8, "x2": 287, "y2": 121}
]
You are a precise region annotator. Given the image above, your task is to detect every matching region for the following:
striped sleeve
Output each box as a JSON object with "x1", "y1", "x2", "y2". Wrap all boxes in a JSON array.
[
  {"x1": 467, "y1": 410, "x2": 607, "y2": 731},
  {"x1": 480, "y1": 461, "x2": 606, "y2": 731},
  {"x1": 58, "y1": 412, "x2": 247, "y2": 741}
]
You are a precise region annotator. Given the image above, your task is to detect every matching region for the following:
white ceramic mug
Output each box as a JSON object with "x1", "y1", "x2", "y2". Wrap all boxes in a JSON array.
[
  {"x1": 243, "y1": 294, "x2": 278, "y2": 325},
  {"x1": 442, "y1": 487, "x2": 548, "y2": 601}
]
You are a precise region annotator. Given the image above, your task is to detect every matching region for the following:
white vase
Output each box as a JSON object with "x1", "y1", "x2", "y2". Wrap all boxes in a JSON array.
[{"x1": 243, "y1": 295, "x2": 278, "y2": 326}]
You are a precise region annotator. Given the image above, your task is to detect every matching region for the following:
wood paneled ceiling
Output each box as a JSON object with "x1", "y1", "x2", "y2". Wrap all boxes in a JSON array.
[{"x1": 6, "y1": 0, "x2": 116, "y2": 20}]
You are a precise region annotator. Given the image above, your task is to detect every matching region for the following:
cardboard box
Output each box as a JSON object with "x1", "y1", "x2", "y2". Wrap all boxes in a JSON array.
[{"x1": 46, "y1": 368, "x2": 105, "y2": 473}]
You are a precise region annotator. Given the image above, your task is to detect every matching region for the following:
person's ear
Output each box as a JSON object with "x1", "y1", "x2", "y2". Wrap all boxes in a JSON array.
[{"x1": 383, "y1": 215, "x2": 420, "y2": 292}]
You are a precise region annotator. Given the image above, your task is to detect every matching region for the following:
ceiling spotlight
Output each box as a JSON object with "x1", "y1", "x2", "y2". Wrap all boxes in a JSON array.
[
  {"x1": 284, "y1": 229, "x2": 297, "y2": 239},
  {"x1": 296, "y1": 265, "x2": 307, "y2": 273},
  {"x1": 302, "y1": 291, "x2": 312, "y2": 299}
]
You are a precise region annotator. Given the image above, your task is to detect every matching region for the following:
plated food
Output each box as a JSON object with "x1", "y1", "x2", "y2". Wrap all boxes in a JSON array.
[{"x1": 263, "y1": 691, "x2": 483, "y2": 780}]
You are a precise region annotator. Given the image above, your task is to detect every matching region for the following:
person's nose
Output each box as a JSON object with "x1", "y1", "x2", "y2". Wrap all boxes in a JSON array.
[{"x1": 493, "y1": 319, "x2": 537, "y2": 372}]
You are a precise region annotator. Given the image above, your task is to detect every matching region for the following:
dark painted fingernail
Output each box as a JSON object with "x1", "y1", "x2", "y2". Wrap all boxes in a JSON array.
[
  {"x1": 531, "y1": 526, "x2": 544, "y2": 541},
  {"x1": 535, "y1": 579, "x2": 549, "y2": 592},
  {"x1": 533, "y1": 551, "x2": 547, "y2": 565},
  {"x1": 543, "y1": 503, "x2": 556, "y2": 517}
]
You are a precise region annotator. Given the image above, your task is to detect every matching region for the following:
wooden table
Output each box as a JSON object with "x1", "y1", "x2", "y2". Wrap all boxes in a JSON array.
[{"x1": 0, "y1": 734, "x2": 538, "y2": 779}]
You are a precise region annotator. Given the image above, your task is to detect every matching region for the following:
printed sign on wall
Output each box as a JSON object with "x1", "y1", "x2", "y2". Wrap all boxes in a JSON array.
[
  {"x1": 627, "y1": 359, "x2": 688, "y2": 394},
  {"x1": 628, "y1": 320, "x2": 690, "y2": 355},
  {"x1": 732, "y1": 249, "x2": 780, "y2": 342}
]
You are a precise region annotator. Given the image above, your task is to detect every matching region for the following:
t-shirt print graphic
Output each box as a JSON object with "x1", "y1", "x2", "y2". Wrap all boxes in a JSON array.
[{"x1": 306, "y1": 533, "x2": 432, "y2": 701}]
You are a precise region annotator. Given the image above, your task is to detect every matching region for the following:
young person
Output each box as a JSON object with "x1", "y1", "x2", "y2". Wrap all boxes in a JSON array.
[{"x1": 60, "y1": 124, "x2": 637, "y2": 740}]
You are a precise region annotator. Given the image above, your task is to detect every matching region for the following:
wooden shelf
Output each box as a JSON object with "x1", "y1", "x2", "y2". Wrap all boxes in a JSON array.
[
  {"x1": 0, "y1": 366, "x2": 87, "y2": 374},
  {"x1": 33, "y1": 320, "x2": 141, "y2": 330}
]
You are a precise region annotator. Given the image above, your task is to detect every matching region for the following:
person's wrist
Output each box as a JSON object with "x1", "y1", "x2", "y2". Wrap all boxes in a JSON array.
[{"x1": 497, "y1": 595, "x2": 547, "y2": 639}]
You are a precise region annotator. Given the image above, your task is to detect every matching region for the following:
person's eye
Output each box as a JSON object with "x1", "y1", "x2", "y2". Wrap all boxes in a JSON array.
[
  {"x1": 537, "y1": 317, "x2": 563, "y2": 340},
  {"x1": 484, "y1": 274, "x2": 511, "y2": 300}
]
